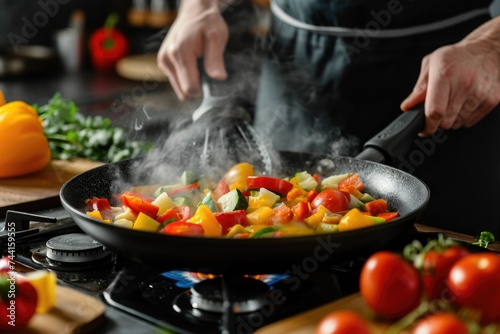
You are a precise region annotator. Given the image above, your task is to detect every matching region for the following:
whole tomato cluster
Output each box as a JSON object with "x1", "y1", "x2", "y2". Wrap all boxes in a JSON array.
[{"x1": 316, "y1": 236, "x2": 500, "y2": 334}]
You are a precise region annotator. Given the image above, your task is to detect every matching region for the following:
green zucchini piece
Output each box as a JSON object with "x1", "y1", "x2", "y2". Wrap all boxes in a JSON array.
[{"x1": 217, "y1": 188, "x2": 248, "y2": 212}]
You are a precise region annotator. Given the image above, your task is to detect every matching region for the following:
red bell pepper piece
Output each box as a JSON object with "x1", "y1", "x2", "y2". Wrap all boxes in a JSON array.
[
  {"x1": 291, "y1": 201, "x2": 310, "y2": 222},
  {"x1": 338, "y1": 174, "x2": 365, "y2": 191},
  {"x1": 166, "y1": 183, "x2": 200, "y2": 198},
  {"x1": 156, "y1": 208, "x2": 180, "y2": 224},
  {"x1": 161, "y1": 221, "x2": 204, "y2": 236},
  {"x1": 85, "y1": 197, "x2": 114, "y2": 221},
  {"x1": 121, "y1": 194, "x2": 159, "y2": 218},
  {"x1": 364, "y1": 199, "x2": 389, "y2": 216},
  {"x1": 306, "y1": 189, "x2": 318, "y2": 202},
  {"x1": 0, "y1": 258, "x2": 38, "y2": 330},
  {"x1": 246, "y1": 176, "x2": 293, "y2": 196},
  {"x1": 377, "y1": 211, "x2": 399, "y2": 221},
  {"x1": 214, "y1": 210, "x2": 249, "y2": 235}
]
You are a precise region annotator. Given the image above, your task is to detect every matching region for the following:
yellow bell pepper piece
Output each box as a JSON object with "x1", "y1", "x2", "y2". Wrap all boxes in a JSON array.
[
  {"x1": 188, "y1": 204, "x2": 222, "y2": 237},
  {"x1": 86, "y1": 210, "x2": 111, "y2": 223},
  {"x1": 133, "y1": 212, "x2": 160, "y2": 232},
  {"x1": 246, "y1": 206, "x2": 274, "y2": 225},
  {"x1": 0, "y1": 100, "x2": 50, "y2": 178},
  {"x1": 338, "y1": 208, "x2": 375, "y2": 232},
  {"x1": 246, "y1": 224, "x2": 272, "y2": 234},
  {"x1": 248, "y1": 188, "x2": 279, "y2": 209},
  {"x1": 279, "y1": 224, "x2": 315, "y2": 236},
  {"x1": 304, "y1": 205, "x2": 328, "y2": 227}
]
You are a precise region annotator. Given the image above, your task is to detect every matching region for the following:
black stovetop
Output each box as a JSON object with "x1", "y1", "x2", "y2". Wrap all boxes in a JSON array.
[{"x1": 1, "y1": 206, "x2": 368, "y2": 334}]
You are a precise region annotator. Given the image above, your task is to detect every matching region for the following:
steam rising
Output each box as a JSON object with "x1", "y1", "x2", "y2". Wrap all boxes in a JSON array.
[{"x1": 119, "y1": 36, "x2": 361, "y2": 189}]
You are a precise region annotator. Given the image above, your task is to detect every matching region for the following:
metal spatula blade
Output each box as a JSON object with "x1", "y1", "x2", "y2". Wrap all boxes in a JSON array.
[{"x1": 190, "y1": 75, "x2": 275, "y2": 176}]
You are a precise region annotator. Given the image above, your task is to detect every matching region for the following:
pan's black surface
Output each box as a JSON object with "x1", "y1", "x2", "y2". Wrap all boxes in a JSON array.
[{"x1": 60, "y1": 151, "x2": 430, "y2": 275}]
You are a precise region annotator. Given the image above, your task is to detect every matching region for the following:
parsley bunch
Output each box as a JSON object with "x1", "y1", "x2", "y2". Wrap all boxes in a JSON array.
[{"x1": 36, "y1": 93, "x2": 152, "y2": 162}]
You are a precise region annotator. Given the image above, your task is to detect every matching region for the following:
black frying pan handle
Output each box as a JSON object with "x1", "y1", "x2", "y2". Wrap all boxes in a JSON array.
[{"x1": 355, "y1": 104, "x2": 425, "y2": 165}]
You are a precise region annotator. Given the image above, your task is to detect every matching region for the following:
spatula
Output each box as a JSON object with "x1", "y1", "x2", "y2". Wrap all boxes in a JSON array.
[{"x1": 190, "y1": 73, "x2": 275, "y2": 176}]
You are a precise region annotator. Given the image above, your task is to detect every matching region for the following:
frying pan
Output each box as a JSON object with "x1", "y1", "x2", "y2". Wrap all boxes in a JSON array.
[{"x1": 60, "y1": 106, "x2": 429, "y2": 274}]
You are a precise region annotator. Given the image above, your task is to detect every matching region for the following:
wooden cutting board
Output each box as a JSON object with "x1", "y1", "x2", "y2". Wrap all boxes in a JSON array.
[
  {"x1": 256, "y1": 293, "x2": 500, "y2": 334},
  {"x1": 255, "y1": 293, "x2": 390, "y2": 334},
  {"x1": 24, "y1": 285, "x2": 106, "y2": 334},
  {"x1": 0, "y1": 159, "x2": 103, "y2": 217}
]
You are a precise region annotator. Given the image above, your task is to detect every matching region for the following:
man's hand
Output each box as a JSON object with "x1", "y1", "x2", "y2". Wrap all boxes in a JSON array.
[
  {"x1": 157, "y1": 0, "x2": 229, "y2": 100},
  {"x1": 401, "y1": 17, "x2": 500, "y2": 136}
]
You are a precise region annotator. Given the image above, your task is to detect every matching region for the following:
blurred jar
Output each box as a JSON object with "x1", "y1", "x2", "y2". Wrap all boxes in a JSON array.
[
  {"x1": 148, "y1": 0, "x2": 178, "y2": 28},
  {"x1": 128, "y1": 0, "x2": 150, "y2": 27}
]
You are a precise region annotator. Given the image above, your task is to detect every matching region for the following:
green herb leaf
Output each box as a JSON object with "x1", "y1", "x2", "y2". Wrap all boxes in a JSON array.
[{"x1": 35, "y1": 92, "x2": 153, "y2": 162}]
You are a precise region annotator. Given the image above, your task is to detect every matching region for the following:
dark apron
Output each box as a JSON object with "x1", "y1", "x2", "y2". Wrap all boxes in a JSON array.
[{"x1": 254, "y1": 0, "x2": 500, "y2": 236}]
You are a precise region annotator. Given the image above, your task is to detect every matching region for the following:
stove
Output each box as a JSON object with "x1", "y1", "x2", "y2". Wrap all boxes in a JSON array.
[{"x1": 0, "y1": 207, "x2": 368, "y2": 334}]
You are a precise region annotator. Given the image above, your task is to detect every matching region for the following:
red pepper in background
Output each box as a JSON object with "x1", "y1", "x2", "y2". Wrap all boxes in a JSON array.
[
  {"x1": 0, "y1": 258, "x2": 38, "y2": 330},
  {"x1": 89, "y1": 13, "x2": 129, "y2": 72}
]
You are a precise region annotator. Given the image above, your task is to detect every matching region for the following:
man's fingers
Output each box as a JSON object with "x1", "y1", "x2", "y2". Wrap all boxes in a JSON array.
[
  {"x1": 203, "y1": 28, "x2": 228, "y2": 80},
  {"x1": 401, "y1": 57, "x2": 430, "y2": 111},
  {"x1": 157, "y1": 52, "x2": 187, "y2": 100}
]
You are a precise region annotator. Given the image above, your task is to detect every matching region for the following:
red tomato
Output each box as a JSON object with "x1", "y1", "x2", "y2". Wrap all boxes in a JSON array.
[
  {"x1": 121, "y1": 194, "x2": 159, "y2": 218},
  {"x1": 161, "y1": 221, "x2": 204, "y2": 236},
  {"x1": 310, "y1": 189, "x2": 350, "y2": 213},
  {"x1": 411, "y1": 312, "x2": 468, "y2": 334},
  {"x1": 268, "y1": 203, "x2": 294, "y2": 225},
  {"x1": 360, "y1": 251, "x2": 421, "y2": 319},
  {"x1": 315, "y1": 310, "x2": 372, "y2": 334},
  {"x1": 446, "y1": 252, "x2": 500, "y2": 323},
  {"x1": 246, "y1": 176, "x2": 294, "y2": 196},
  {"x1": 363, "y1": 199, "x2": 388, "y2": 216},
  {"x1": 214, "y1": 210, "x2": 249, "y2": 235},
  {"x1": 419, "y1": 246, "x2": 469, "y2": 301}
]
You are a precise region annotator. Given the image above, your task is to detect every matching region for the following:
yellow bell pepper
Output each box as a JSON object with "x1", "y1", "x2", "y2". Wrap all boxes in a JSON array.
[
  {"x1": 188, "y1": 204, "x2": 222, "y2": 237},
  {"x1": 338, "y1": 208, "x2": 375, "y2": 232},
  {"x1": 304, "y1": 205, "x2": 329, "y2": 227},
  {"x1": 133, "y1": 212, "x2": 160, "y2": 232},
  {"x1": 0, "y1": 100, "x2": 50, "y2": 178},
  {"x1": 246, "y1": 206, "x2": 274, "y2": 225}
]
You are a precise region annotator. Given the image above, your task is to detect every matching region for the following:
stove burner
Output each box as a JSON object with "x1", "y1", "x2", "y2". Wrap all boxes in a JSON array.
[
  {"x1": 46, "y1": 233, "x2": 109, "y2": 263},
  {"x1": 188, "y1": 277, "x2": 269, "y2": 314}
]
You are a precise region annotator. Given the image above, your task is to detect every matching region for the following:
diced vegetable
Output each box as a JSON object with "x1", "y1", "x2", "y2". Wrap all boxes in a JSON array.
[
  {"x1": 133, "y1": 212, "x2": 160, "y2": 232},
  {"x1": 84, "y1": 162, "x2": 398, "y2": 238},
  {"x1": 294, "y1": 171, "x2": 319, "y2": 191},
  {"x1": 246, "y1": 176, "x2": 294, "y2": 196},
  {"x1": 151, "y1": 192, "x2": 175, "y2": 215},
  {"x1": 217, "y1": 188, "x2": 248, "y2": 212}
]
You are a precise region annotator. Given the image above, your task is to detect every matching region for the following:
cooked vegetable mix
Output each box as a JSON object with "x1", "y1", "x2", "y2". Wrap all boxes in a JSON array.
[{"x1": 85, "y1": 162, "x2": 399, "y2": 238}]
